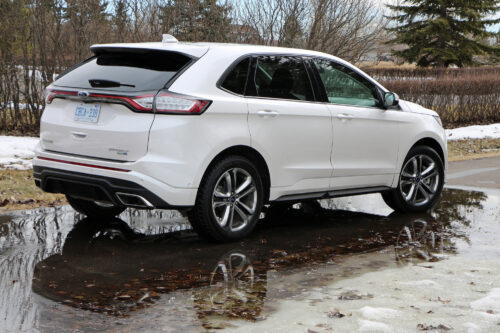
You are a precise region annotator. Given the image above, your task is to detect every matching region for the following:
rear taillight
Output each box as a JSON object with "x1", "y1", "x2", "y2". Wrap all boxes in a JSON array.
[
  {"x1": 44, "y1": 89, "x2": 210, "y2": 115},
  {"x1": 44, "y1": 88, "x2": 52, "y2": 103},
  {"x1": 45, "y1": 89, "x2": 77, "y2": 104},
  {"x1": 154, "y1": 92, "x2": 210, "y2": 115}
]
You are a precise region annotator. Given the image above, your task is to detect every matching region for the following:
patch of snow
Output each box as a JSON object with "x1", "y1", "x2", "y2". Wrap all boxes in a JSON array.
[
  {"x1": 14, "y1": 65, "x2": 45, "y2": 81},
  {"x1": 399, "y1": 279, "x2": 440, "y2": 287},
  {"x1": 446, "y1": 123, "x2": 500, "y2": 141},
  {"x1": 463, "y1": 322, "x2": 481, "y2": 333},
  {"x1": 358, "y1": 319, "x2": 393, "y2": 332},
  {"x1": 360, "y1": 307, "x2": 401, "y2": 320},
  {"x1": 1, "y1": 101, "x2": 42, "y2": 110},
  {"x1": 0, "y1": 136, "x2": 39, "y2": 170},
  {"x1": 471, "y1": 288, "x2": 500, "y2": 312}
]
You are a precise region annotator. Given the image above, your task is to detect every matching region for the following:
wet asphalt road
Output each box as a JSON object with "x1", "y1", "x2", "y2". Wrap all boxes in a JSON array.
[
  {"x1": 1, "y1": 158, "x2": 500, "y2": 332},
  {"x1": 447, "y1": 156, "x2": 500, "y2": 190}
]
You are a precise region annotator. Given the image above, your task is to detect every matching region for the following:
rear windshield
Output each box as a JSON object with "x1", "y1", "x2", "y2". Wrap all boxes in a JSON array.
[{"x1": 54, "y1": 50, "x2": 192, "y2": 92}]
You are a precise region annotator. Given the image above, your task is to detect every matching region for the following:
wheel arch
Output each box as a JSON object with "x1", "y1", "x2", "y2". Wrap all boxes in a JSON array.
[
  {"x1": 392, "y1": 135, "x2": 447, "y2": 188},
  {"x1": 411, "y1": 137, "x2": 446, "y2": 165},
  {"x1": 198, "y1": 145, "x2": 271, "y2": 203}
]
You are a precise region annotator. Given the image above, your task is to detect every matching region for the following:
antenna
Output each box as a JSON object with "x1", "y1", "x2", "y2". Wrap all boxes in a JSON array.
[{"x1": 162, "y1": 34, "x2": 178, "y2": 43}]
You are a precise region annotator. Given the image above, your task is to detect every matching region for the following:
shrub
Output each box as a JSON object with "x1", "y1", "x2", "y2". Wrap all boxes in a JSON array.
[{"x1": 365, "y1": 67, "x2": 500, "y2": 128}]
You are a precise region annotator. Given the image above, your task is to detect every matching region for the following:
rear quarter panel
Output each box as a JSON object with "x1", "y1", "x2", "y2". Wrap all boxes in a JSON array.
[
  {"x1": 144, "y1": 49, "x2": 253, "y2": 189},
  {"x1": 144, "y1": 95, "x2": 251, "y2": 189}
]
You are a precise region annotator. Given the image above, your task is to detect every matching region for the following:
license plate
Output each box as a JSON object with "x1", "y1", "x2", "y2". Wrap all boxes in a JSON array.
[{"x1": 74, "y1": 104, "x2": 100, "y2": 123}]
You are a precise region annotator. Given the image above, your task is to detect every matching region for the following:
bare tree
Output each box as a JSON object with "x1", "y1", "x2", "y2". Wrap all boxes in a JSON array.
[
  {"x1": 235, "y1": 0, "x2": 387, "y2": 63},
  {"x1": 0, "y1": 0, "x2": 388, "y2": 135}
]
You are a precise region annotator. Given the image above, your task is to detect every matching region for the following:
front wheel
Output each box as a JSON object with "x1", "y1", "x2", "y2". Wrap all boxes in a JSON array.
[
  {"x1": 188, "y1": 156, "x2": 264, "y2": 242},
  {"x1": 382, "y1": 146, "x2": 444, "y2": 213}
]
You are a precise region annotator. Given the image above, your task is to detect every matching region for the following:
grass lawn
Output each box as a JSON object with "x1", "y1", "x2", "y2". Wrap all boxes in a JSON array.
[
  {"x1": 0, "y1": 169, "x2": 65, "y2": 213},
  {"x1": 447, "y1": 138, "x2": 500, "y2": 162},
  {"x1": 0, "y1": 138, "x2": 499, "y2": 213}
]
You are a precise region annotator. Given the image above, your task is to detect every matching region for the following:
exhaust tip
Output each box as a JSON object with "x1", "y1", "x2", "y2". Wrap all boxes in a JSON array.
[{"x1": 116, "y1": 192, "x2": 154, "y2": 209}]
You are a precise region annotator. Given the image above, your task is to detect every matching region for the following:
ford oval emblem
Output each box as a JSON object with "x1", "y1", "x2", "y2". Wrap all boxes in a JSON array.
[{"x1": 78, "y1": 91, "x2": 90, "y2": 97}]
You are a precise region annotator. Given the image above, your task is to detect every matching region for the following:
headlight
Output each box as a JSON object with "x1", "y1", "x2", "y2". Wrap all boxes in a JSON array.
[{"x1": 433, "y1": 115, "x2": 442, "y2": 127}]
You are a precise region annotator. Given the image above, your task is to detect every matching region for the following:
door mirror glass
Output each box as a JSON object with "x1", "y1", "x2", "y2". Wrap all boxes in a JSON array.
[{"x1": 384, "y1": 92, "x2": 399, "y2": 108}]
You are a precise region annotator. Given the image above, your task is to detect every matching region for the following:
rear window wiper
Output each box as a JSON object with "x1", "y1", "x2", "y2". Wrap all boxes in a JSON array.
[{"x1": 89, "y1": 79, "x2": 135, "y2": 88}]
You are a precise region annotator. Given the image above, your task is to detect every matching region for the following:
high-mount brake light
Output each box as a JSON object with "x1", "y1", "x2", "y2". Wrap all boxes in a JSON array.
[{"x1": 155, "y1": 92, "x2": 210, "y2": 115}]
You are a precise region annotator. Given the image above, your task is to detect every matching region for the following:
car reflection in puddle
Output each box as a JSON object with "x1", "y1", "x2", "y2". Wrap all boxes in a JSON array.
[{"x1": 29, "y1": 188, "x2": 483, "y2": 329}]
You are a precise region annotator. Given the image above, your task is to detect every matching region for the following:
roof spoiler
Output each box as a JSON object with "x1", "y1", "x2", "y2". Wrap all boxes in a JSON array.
[{"x1": 90, "y1": 43, "x2": 209, "y2": 58}]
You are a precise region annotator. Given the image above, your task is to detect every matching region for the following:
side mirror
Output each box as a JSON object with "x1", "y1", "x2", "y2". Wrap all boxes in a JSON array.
[{"x1": 383, "y1": 92, "x2": 399, "y2": 109}]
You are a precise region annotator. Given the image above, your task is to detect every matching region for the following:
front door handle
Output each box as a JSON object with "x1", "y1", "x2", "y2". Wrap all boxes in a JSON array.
[
  {"x1": 257, "y1": 110, "x2": 279, "y2": 118},
  {"x1": 336, "y1": 113, "x2": 354, "y2": 120}
]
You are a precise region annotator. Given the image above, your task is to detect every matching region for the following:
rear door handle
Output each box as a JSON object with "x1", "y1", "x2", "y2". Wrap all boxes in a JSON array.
[
  {"x1": 257, "y1": 110, "x2": 279, "y2": 118},
  {"x1": 71, "y1": 131, "x2": 87, "y2": 139},
  {"x1": 336, "y1": 113, "x2": 354, "y2": 120}
]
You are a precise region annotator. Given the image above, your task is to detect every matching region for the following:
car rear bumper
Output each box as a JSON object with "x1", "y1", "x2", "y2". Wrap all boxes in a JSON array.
[{"x1": 33, "y1": 148, "x2": 197, "y2": 209}]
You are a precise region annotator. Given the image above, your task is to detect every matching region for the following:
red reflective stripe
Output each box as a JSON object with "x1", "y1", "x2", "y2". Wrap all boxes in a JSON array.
[
  {"x1": 47, "y1": 90, "x2": 153, "y2": 112},
  {"x1": 38, "y1": 156, "x2": 130, "y2": 172},
  {"x1": 51, "y1": 90, "x2": 78, "y2": 95}
]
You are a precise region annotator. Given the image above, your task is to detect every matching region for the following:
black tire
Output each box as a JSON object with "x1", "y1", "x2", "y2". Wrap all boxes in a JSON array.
[
  {"x1": 188, "y1": 156, "x2": 264, "y2": 242},
  {"x1": 66, "y1": 195, "x2": 126, "y2": 218},
  {"x1": 381, "y1": 191, "x2": 397, "y2": 209},
  {"x1": 382, "y1": 145, "x2": 444, "y2": 213}
]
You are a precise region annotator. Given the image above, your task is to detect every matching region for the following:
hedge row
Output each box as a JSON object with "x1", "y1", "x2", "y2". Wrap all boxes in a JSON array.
[
  {"x1": 365, "y1": 66, "x2": 500, "y2": 79},
  {"x1": 365, "y1": 67, "x2": 500, "y2": 128}
]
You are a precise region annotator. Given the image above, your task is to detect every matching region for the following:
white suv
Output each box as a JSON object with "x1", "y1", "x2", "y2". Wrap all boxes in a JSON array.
[{"x1": 34, "y1": 37, "x2": 447, "y2": 241}]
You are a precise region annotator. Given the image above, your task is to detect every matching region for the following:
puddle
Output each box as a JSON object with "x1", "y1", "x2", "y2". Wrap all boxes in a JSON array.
[{"x1": 0, "y1": 188, "x2": 499, "y2": 332}]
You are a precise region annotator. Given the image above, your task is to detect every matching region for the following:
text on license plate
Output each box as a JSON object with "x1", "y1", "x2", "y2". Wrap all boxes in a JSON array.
[{"x1": 74, "y1": 104, "x2": 100, "y2": 123}]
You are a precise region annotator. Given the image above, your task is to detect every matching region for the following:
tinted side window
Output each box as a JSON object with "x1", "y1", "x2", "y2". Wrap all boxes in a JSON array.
[
  {"x1": 314, "y1": 59, "x2": 379, "y2": 107},
  {"x1": 220, "y1": 58, "x2": 250, "y2": 95},
  {"x1": 251, "y1": 56, "x2": 315, "y2": 101},
  {"x1": 55, "y1": 50, "x2": 191, "y2": 92}
]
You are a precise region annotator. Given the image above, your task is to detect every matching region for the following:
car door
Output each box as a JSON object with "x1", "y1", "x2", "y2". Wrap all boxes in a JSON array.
[
  {"x1": 312, "y1": 58, "x2": 405, "y2": 190},
  {"x1": 246, "y1": 55, "x2": 333, "y2": 196}
]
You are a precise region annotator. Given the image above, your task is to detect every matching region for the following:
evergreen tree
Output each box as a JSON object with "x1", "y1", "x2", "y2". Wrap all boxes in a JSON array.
[
  {"x1": 64, "y1": 0, "x2": 109, "y2": 61},
  {"x1": 386, "y1": 0, "x2": 500, "y2": 67},
  {"x1": 113, "y1": 0, "x2": 129, "y2": 40},
  {"x1": 160, "y1": 0, "x2": 232, "y2": 42},
  {"x1": 281, "y1": 13, "x2": 303, "y2": 48}
]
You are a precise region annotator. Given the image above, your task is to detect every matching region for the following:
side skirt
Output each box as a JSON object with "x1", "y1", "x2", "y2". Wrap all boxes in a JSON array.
[{"x1": 272, "y1": 186, "x2": 391, "y2": 203}]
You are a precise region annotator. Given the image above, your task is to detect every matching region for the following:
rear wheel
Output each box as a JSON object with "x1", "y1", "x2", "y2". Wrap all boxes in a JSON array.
[
  {"x1": 382, "y1": 146, "x2": 444, "y2": 213},
  {"x1": 66, "y1": 195, "x2": 126, "y2": 218},
  {"x1": 188, "y1": 156, "x2": 264, "y2": 242}
]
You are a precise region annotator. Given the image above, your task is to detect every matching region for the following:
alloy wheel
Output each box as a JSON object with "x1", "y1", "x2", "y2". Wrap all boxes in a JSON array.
[
  {"x1": 211, "y1": 168, "x2": 258, "y2": 232},
  {"x1": 399, "y1": 154, "x2": 440, "y2": 207}
]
